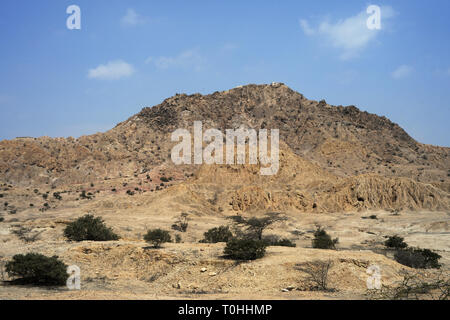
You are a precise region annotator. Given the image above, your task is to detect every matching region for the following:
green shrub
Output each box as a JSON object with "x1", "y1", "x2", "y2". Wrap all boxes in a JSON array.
[
  {"x1": 5, "y1": 253, "x2": 68, "y2": 286},
  {"x1": 385, "y1": 235, "x2": 408, "y2": 249},
  {"x1": 312, "y1": 227, "x2": 338, "y2": 249},
  {"x1": 200, "y1": 226, "x2": 233, "y2": 243},
  {"x1": 64, "y1": 214, "x2": 119, "y2": 241},
  {"x1": 223, "y1": 238, "x2": 267, "y2": 260},
  {"x1": 144, "y1": 229, "x2": 172, "y2": 248},
  {"x1": 394, "y1": 248, "x2": 441, "y2": 269}
]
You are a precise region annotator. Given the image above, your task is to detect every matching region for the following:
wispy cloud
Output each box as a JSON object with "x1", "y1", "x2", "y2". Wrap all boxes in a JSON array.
[
  {"x1": 300, "y1": 6, "x2": 395, "y2": 60},
  {"x1": 88, "y1": 60, "x2": 135, "y2": 80},
  {"x1": 146, "y1": 49, "x2": 205, "y2": 71},
  {"x1": 299, "y1": 19, "x2": 315, "y2": 36},
  {"x1": 121, "y1": 8, "x2": 146, "y2": 27},
  {"x1": 391, "y1": 65, "x2": 413, "y2": 79}
]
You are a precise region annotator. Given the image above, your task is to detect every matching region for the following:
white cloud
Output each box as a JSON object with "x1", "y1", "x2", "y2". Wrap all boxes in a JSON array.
[
  {"x1": 391, "y1": 65, "x2": 413, "y2": 79},
  {"x1": 300, "y1": 6, "x2": 395, "y2": 60},
  {"x1": 121, "y1": 9, "x2": 145, "y2": 26},
  {"x1": 88, "y1": 60, "x2": 135, "y2": 80},
  {"x1": 299, "y1": 19, "x2": 315, "y2": 36},
  {"x1": 146, "y1": 49, "x2": 205, "y2": 71}
]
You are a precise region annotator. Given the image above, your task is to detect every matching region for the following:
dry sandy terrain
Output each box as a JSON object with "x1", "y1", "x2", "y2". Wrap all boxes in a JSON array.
[{"x1": 1, "y1": 188, "x2": 448, "y2": 299}]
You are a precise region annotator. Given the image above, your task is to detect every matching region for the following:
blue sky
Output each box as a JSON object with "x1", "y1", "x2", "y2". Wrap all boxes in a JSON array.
[{"x1": 0, "y1": 1, "x2": 449, "y2": 146}]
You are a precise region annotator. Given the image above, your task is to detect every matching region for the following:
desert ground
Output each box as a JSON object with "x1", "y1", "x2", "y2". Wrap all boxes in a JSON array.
[{"x1": 1, "y1": 184, "x2": 448, "y2": 300}]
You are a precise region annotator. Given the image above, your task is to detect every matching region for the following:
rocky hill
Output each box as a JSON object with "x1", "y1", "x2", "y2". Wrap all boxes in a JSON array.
[{"x1": 0, "y1": 83, "x2": 448, "y2": 213}]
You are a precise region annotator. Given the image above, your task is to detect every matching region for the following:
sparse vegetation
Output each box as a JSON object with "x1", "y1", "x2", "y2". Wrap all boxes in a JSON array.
[
  {"x1": 223, "y1": 238, "x2": 267, "y2": 260},
  {"x1": 367, "y1": 271, "x2": 449, "y2": 300},
  {"x1": 394, "y1": 248, "x2": 441, "y2": 269},
  {"x1": 53, "y1": 192, "x2": 62, "y2": 200},
  {"x1": 5, "y1": 253, "x2": 68, "y2": 286},
  {"x1": 200, "y1": 226, "x2": 233, "y2": 243},
  {"x1": 171, "y1": 213, "x2": 189, "y2": 232},
  {"x1": 295, "y1": 260, "x2": 334, "y2": 291},
  {"x1": 228, "y1": 212, "x2": 287, "y2": 241},
  {"x1": 385, "y1": 235, "x2": 408, "y2": 249},
  {"x1": 64, "y1": 214, "x2": 120, "y2": 241},
  {"x1": 144, "y1": 229, "x2": 172, "y2": 248},
  {"x1": 12, "y1": 226, "x2": 41, "y2": 242},
  {"x1": 80, "y1": 190, "x2": 93, "y2": 200},
  {"x1": 263, "y1": 235, "x2": 296, "y2": 247},
  {"x1": 312, "y1": 227, "x2": 338, "y2": 249}
]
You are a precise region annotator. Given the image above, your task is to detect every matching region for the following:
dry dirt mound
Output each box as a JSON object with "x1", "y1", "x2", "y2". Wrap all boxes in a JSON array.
[
  {"x1": 320, "y1": 174, "x2": 449, "y2": 212},
  {"x1": 60, "y1": 242, "x2": 411, "y2": 295}
]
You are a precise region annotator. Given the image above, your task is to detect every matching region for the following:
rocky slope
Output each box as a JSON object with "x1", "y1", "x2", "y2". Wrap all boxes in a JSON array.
[{"x1": 0, "y1": 83, "x2": 448, "y2": 214}]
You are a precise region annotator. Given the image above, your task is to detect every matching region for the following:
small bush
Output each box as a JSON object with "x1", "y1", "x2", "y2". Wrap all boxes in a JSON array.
[
  {"x1": 295, "y1": 260, "x2": 334, "y2": 291},
  {"x1": 262, "y1": 235, "x2": 296, "y2": 247},
  {"x1": 312, "y1": 227, "x2": 338, "y2": 249},
  {"x1": 272, "y1": 238, "x2": 296, "y2": 247},
  {"x1": 367, "y1": 271, "x2": 449, "y2": 300},
  {"x1": 394, "y1": 248, "x2": 441, "y2": 269},
  {"x1": 64, "y1": 214, "x2": 119, "y2": 241},
  {"x1": 160, "y1": 177, "x2": 169, "y2": 182},
  {"x1": 144, "y1": 229, "x2": 172, "y2": 248},
  {"x1": 385, "y1": 235, "x2": 408, "y2": 249},
  {"x1": 53, "y1": 192, "x2": 62, "y2": 200},
  {"x1": 80, "y1": 191, "x2": 92, "y2": 200},
  {"x1": 201, "y1": 226, "x2": 233, "y2": 243},
  {"x1": 171, "y1": 213, "x2": 189, "y2": 232},
  {"x1": 223, "y1": 238, "x2": 267, "y2": 260},
  {"x1": 5, "y1": 253, "x2": 68, "y2": 286}
]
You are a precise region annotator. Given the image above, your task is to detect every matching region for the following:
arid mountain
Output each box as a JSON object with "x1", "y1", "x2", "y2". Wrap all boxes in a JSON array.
[{"x1": 0, "y1": 83, "x2": 448, "y2": 213}]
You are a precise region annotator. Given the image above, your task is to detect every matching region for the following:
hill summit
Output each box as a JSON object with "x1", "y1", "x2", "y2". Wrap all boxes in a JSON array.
[{"x1": 0, "y1": 83, "x2": 448, "y2": 213}]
